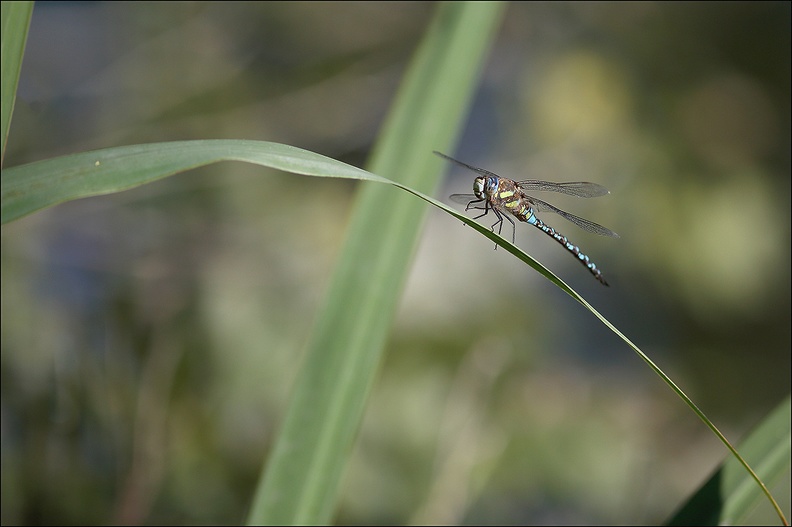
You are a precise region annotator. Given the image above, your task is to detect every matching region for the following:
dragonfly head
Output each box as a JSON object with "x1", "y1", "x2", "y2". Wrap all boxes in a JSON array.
[
  {"x1": 473, "y1": 177, "x2": 486, "y2": 199},
  {"x1": 473, "y1": 176, "x2": 498, "y2": 200}
]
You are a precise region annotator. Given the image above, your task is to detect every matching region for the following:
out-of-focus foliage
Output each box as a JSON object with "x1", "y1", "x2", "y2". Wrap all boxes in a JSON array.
[{"x1": 1, "y1": 3, "x2": 789, "y2": 525}]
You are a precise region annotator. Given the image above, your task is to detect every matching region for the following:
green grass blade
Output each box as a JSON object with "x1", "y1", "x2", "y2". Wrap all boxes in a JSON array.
[
  {"x1": 667, "y1": 396, "x2": 791, "y2": 526},
  {"x1": 0, "y1": 140, "x2": 386, "y2": 224},
  {"x1": 248, "y1": 3, "x2": 505, "y2": 524},
  {"x1": 0, "y1": 0, "x2": 33, "y2": 165}
]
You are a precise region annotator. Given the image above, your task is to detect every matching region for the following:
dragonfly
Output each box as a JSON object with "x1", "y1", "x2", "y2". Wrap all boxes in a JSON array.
[{"x1": 436, "y1": 151, "x2": 619, "y2": 286}]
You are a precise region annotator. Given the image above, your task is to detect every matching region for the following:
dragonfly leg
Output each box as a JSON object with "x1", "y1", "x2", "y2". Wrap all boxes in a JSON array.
[
  {"x1": 472, "y1": 203, "x2": 493, "y2": 235},
  {"x1": 469, "y1": 200, "x2": 489, "y2": 218},
  {"x1": 465, "y1": 198, "x2": 486, "y2": 212},
  {"x1": 500, "y1": 213, "x2": 516, "y2": 244},
  {"x1": 490, "y1": 208, "x2": 503, "y2": 234},
  {"x1": 488, "y1": 209, "x2": 506, "y2": 250}
]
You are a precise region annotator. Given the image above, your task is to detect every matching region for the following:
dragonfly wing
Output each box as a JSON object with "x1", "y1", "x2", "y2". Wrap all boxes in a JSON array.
[
  {"x1": 449, "y1": 193, "x2": 480, "y2": 205},
  {"x1": 530, "y1": 196, "x2": 619, "y2": 238},
  {"x1": 517, "y1": 180, "x2": 610, "y2": 197},
  {"x1": 435, "y1": 151, "x2": 503, "y2": 179},
  {"x1": 435, "y1": 151, "x2": 611, "y2": 198}
]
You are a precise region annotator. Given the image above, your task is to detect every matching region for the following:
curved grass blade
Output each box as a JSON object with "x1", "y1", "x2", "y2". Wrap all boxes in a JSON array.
[{"x1": 1, "y1": 140, "x2": 386, "y2": 224}]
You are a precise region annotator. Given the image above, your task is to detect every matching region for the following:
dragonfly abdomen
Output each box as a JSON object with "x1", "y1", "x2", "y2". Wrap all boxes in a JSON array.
[{"x1": 527, "y1": 216, "x2": 609, "y2": 286}]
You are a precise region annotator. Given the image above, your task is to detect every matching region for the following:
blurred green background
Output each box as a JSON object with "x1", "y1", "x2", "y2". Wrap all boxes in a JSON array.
[{"x1": 1, "y1": 2, "x2": 789, "y2": 524}]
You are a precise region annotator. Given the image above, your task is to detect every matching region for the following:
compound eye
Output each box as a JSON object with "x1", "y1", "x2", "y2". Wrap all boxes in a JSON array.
[{"x1": 473, "y1": 177, "x2": 485, "y2": 199}]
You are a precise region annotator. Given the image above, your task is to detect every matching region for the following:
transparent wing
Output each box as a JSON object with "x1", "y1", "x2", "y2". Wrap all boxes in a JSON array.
[
  {"x1": 435, "y1": 151, "x2": 502, "y2": 179},
  {"x1": 517, "y1": 180, "x2": 610, "y2": 197},
  {"x1": 435, "y1": 151, "x2": 611, "y2": 198},
  {"x1": 530, "y1": 196, "x2": 619, "y2": 238},
  {"x1": 449, "y1": 193, "x2": 481, "y2": 205}
]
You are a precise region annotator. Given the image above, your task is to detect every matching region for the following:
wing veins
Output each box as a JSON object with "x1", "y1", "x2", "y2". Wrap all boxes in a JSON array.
[
  {"x1": 517, "y1": 180, "x2": 610, "y2": 197},
  {"x1": 529, "y1": 196, "x2": 619, "y2": 238}
]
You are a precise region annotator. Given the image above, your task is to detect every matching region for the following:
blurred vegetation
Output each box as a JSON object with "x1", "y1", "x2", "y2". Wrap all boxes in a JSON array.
[{"x1": 1, "y1": 2, "x2": 789, "y2": 525}]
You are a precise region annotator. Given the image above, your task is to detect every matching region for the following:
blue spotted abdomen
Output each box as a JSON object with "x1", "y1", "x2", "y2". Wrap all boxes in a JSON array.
[{"x1": 526, "y1": 214, "x2": 609, "y2": 286}]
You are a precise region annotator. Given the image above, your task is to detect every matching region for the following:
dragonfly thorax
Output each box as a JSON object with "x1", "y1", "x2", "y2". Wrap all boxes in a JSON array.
[{"x1": 473, "y1": 175, "x2": 499, "y2": 200}]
